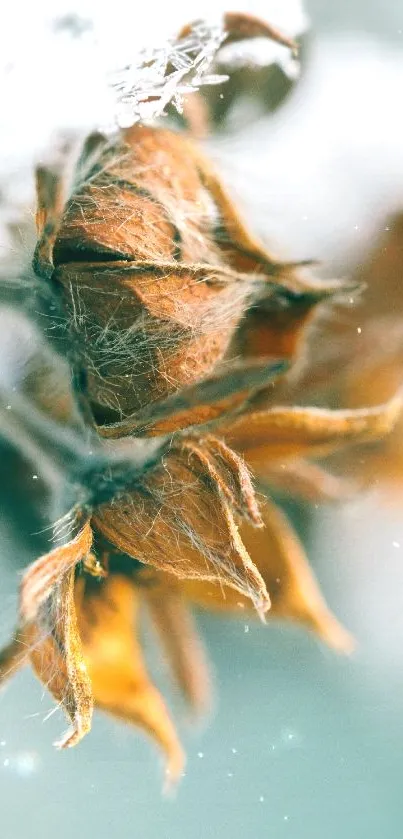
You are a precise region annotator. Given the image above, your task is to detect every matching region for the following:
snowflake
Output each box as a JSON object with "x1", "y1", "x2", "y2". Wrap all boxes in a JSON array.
[{"x1": 109, "y1": 20, "x2": 229, "y2": 127}]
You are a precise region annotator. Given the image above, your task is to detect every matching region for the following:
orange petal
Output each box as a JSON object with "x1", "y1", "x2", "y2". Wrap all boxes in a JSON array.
[
  {"x1": 144, "y1": 579, "x2": 212, "y2": 712},
  {"x1": 93, "y1": 448, "x2": 270, "y2": 616},
  {"x1": 76, "y1": 575, "x2": 184, "y2": 786},
  {"x1": 220, "y1": 395, "x2": 403, "y2": 468},
  {"x1": 181, "y1": 498, "x2": 354, "y2": 653}
]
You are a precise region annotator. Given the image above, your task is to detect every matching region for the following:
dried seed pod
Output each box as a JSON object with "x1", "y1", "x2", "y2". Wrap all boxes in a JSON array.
[
  {"x1": 93, "y1": 439, "x2": 271, "y2": 617},
  {"x1": 35, "y1": 117, "x2": 341, "y2": 429},
  {"x1": 48, "y1": 127, "x2": 260, "y2": 418},
  {"x1": 1, "y1": 12, "x2": 403, "y2": 782}
]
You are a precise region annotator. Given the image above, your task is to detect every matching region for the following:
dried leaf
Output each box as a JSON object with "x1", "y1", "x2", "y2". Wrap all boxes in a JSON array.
[
  {"x1": 277, "y1": 214, "x2": 403, "y2": 494},
  {"x1": 219, "y1": 395, "x2": 403, "y2": 470},
  {"x1": 29, "y1": 564, "x2": 93, "y2": 749},
  {"x1": 181, "y1": 498, "x2": 354, "y2": 652},
  {"x1": 20, "y1": 521, "x2": 93, "y2": 624},
  {"x1": 180, "y1": 434, "x2": 262, "y2": 526}
]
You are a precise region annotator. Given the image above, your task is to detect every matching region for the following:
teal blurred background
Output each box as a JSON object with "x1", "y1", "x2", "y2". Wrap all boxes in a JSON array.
[{"x1": 1, "y1": 499, "x2": 403, "y2": 839}]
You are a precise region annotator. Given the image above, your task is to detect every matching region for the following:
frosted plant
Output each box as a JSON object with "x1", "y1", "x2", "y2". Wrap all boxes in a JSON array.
[{"x1": 110, "y1": 20, "x2": 229, "y2": 127}]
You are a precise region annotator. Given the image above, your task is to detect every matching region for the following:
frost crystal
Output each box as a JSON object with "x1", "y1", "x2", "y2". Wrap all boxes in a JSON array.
[{"x1": 109, "y1": 20, "x2": 229, "y2": 127}]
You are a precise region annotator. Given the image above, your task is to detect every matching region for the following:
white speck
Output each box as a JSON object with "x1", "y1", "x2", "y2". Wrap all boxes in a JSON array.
[
  {"x1": 393, "y1": 541, "x2": 400, "y2": 548},
  {"x1": 3, "y1": 758, "x2": 9, "y2": 767},
  {"x1": 13, "y1": 752, "x2": 39, "y2": 777},
  {"x1": 231, "y1": 748, "x2": 237, "y2": 754},
  {"x1": 279, "y1": 728, "x2": 302, "y2": 749},
  {"x1": 244, "y1": 625, "x2": 249, "y2": 633},
  {"x1": 6, "y1": 405, "x2": 11, "y2": 410},
  {"x1": 354, "y1": 225, "x2": 359, "y2": 230},
  {"x1": 32, "y1": 475, "x2": 38, "y2": 480},
  {"x1": 284, "y1": 815, "x2": 289, "y2": 821},
  {"x1": 259, "y1": 796, "x2": 265, "y2": 803},
  {"x1": 357, "y1": 327, "x2": 362, "y2": 334},
  {"x1": 0, "y1": 741, "x2": 6, "y2": 747},
  {"x1": 227, "y1": 772, "x2": 233, "y2": 778},
  {"x1": 197, "y1": 752, "x2": 204, "y2": 759}
]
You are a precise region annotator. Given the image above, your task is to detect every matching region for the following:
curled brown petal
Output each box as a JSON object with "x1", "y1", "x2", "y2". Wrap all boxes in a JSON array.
[
  {"x1": 178, "y1": 11, "x2": 296, "y2": 53},
  {"x1": 221, "y1": 11, "x2": 296, "y2": 51},
  {"x1": 181, "y1": 434, "x2": 262, "y2": 526},
  {"x1": 29, "y1": 564, "x2": 93, "y2": 749},
  {"x1": 181, "y1": 498, "x2": 354, "y2": 653},
  {"x1": 241, "y1": 499, "x2": 355, "y2": 652},
  {"x1": 20, "y1": 520, "x2": 93, "y2": 624},
  {"x1": 220, "y1": 393, "x2": 403, "y2": 465}
]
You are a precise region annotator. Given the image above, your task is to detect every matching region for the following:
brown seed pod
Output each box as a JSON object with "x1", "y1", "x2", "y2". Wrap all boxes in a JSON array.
[{"x1": 35, "y1": 119, "x2": 343, "y2": 430}]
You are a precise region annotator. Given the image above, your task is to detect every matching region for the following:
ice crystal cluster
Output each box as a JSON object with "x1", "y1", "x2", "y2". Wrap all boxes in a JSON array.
[{"x1": 110, "y1": 21, "x2": 229, "y2": 127}]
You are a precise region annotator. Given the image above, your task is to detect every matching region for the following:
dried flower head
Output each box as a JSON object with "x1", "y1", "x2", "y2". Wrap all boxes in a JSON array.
[{"x1": 1, "y1": 12, "x2": 402, "y2": 789}]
